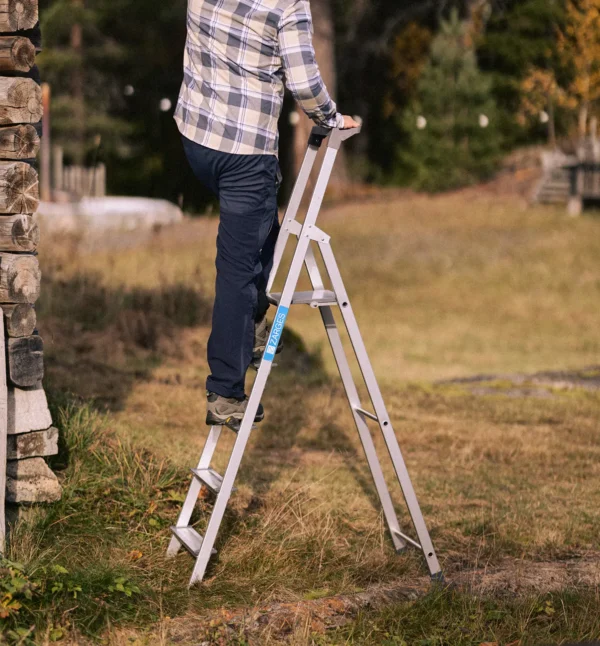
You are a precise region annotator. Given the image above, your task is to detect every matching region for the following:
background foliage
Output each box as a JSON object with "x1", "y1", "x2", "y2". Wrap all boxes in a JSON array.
[{"x1": 37, "y1": 0, "x2": 597, "y2": 201}]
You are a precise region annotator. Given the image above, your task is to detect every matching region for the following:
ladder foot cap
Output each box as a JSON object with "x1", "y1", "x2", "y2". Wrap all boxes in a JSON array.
[{"x1": 430, "y1": 571, "x2": 446, "y2": 585}]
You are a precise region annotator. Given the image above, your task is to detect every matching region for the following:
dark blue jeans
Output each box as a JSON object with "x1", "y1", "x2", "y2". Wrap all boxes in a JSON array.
[{"x1": 182, "y1": 136, "x2": 281, "y2": 399}]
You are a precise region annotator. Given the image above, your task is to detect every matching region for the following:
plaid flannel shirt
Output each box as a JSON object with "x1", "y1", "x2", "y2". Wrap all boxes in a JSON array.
[{"x1": 175, "y1": 0, "x2": 343, "y2": 156}]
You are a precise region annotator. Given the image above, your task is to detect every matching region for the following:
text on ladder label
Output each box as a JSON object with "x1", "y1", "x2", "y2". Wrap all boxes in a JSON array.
[{"x1": 263, "y1": 307, "x2": 289, "y2": 362}]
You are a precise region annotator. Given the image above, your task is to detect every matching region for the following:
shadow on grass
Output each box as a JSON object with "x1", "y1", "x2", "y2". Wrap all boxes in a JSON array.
[
  {"x1": 9, "y1": 265, "x2": 413, "y2": 639},
  {"x1": 37, "y1": 267, "x2": 212, "y2": 412}
]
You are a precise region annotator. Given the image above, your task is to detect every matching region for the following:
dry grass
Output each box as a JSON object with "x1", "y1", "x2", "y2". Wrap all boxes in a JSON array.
[{"x1": 11, "y1": 189, "x2": 600, "y2": 643}]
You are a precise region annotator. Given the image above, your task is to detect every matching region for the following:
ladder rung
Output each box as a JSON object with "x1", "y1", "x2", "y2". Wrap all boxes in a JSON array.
[
  {"x1": 355, "y1": 407, "x2": 379, "y2": 422},
  {"x1": 268, "y1": 290, "x2": 337, "y2": 307},
  {"x1": 391, "y1": 528, "x2": 422, "y2": 551},
  {"x1": 191, "y1": 467, "x2": 236, "y2": 495},
  {"x1": 170, "y1": 526, "x2": 217, "y2": 558}
]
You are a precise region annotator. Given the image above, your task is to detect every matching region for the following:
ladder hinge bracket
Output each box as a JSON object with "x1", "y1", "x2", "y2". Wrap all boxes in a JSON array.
[
  {"x1": 284, "y1": 219, "x2": 302, "y2": 236},
  {"x1": 302, "y1": 224, "x2": 330, "y2": 244}
]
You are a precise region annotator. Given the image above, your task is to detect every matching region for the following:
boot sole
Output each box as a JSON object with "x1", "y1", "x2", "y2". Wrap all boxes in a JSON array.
[{"x1": 206, "y1": 410, "x2": 265, "y2": 427}]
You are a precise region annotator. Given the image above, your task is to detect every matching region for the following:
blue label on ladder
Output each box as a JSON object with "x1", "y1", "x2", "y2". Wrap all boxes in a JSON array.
[{"x1": 263, "y1": 306, "x2": 289, "y2": 362}]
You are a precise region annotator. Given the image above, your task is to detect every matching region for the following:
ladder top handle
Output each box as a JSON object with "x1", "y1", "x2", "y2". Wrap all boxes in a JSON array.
[{"x1": 308, "y1": 125, "x2": 362, "y2": 149}]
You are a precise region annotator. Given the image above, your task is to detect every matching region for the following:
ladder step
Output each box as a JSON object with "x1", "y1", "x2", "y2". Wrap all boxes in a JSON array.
[
  {"x1": 191, "y1": 467, "x2": 237, "y2": 495},
  {"x1": 170, "y1": 526, "x2": 217, "y2": 558},
  {"x1": 268, "y1": 290, "x2": 337, "y2": 307},
  {"x1": 354, "y1": 407, "x2": 379, "y2": 422}
]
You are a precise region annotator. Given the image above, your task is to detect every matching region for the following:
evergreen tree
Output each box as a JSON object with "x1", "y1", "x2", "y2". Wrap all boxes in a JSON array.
[
  {"x1": 37, "y1": 0, "x2": 130, "y2": 164},
  {"x1": 37, "y1": 0, "x2": 205, "y2": 206},
  {"x1": 478, "y1": 0, "x2": 567, "y2": 145},
  {"x1": 395, "y1": 9, "x2": 502, "y2": 191}
]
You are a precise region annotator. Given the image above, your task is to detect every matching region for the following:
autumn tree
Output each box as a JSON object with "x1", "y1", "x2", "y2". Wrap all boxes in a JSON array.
[
  {"x1": 382, "y1": 22, "x2": 432, "y2": 122},
  {"x1": 557, "y1": 0, "x2": 600, "y2": 138},
  {"x1": 518, "y1": 68, "x2": 574, "y2": 147},
  {"x1": 478, "y1": 0, "x2": 567, "y2": 145}
]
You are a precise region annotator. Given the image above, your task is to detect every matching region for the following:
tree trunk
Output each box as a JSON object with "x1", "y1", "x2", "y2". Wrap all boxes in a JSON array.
[
  {"x1": 0, "y1": 253, "x2": 41, "y2": 303},
  {"x1": 7, "y1": 384, "x2": 52, "y2": 435},
  {"x1": 71, "y1": 0, "x2": 86, "y2": 165},
  {"x1": 579, "y1": 104, "x2": 588, "y2": 141},
  {"x1": 292, "y1": 0, "x2": 348, "y2": 191},
  {"x1": 0, "y1": 161, "x2": 39, "y2": 213},
  {"x1": 548, "y1": 97, "x2": 556, "y2": 150},
  {"x1": 0, "y1": 125, "x2": 39, "y2": 159},
  {"x1": 0, "y1": 36, "x2": 34, "y2": 72},
  {"x1": 0, "y1": 78, "x2": 42, "y2": 125},
  {"x1": 7, "y1": 334, "x2": 43, "y2": 387},
  {"x1": 0, "y1": 311, "x2": 6, "y2": 551},
  {"x1": 0, "y1": 0, "x2": 38, "y2": 32},
  {"x1": 7, "y1": 426, "x2": 58, "y2": 460},
  {"x1": 0, "y1": 214, "x2": 38, "y2": 251},
  {"x1": 3, "y1": 303, "x2": 35, "y2": 337}
]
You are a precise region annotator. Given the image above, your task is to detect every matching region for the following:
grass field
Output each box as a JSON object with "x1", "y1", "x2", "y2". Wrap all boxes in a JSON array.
[{"x1": 4, "y1": 188, "x2": 600, "y2": 644}]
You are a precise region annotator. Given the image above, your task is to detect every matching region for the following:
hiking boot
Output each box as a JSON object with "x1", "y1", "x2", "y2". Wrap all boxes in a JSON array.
[
  {"x1": 206, "y1": 392, "x2": 264, "y2": 429},
  {"x1": 252, "y1": 317, "x2": 283, "y2": 369}
]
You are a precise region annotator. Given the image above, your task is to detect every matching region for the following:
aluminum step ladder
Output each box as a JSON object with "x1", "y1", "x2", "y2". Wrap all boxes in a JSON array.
[{"x1": 167, "y1": 125, "x2": 443, "y2": 587}]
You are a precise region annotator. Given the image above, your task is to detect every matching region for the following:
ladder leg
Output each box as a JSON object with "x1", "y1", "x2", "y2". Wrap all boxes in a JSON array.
[
  {"x1": 188, "y1": 400, "x2": 262, "y2": 585},
  {"x1": 320, "y1": 306, "x2": 407, "y2": 551},
  {"x1": 189, "y1": 233, "x2": 316, "y2": 587},
  {"x1": 303, "y1": 247, "x2": 406, "y2": 551},
  {"x1": 319, "y1": 243, "x2": 442, "y2": 578},
  {"x1": 167, "y1": 426, "x2": 222, "y2": 557},
  {"x1": 190, "y1": 131, "x2": 343, "y2": 586}
]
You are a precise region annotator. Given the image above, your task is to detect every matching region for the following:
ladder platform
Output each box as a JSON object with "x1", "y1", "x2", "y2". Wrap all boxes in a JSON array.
[
  {"x1": 268, "y1": 290, "x2": 337, "y2": 307},
  {"x1": 192, "y1": 467, "x2": 237, "y2": 495},
  {"x1": 170, "y1": 526, "x2": 217, "y2": 558}
]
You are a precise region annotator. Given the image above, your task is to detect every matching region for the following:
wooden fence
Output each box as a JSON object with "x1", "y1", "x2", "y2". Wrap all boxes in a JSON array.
[
  {"x1": 51, "y1": 145, "x2": 106, "y2": 199},
  {"x1": 568, "y1": 138, "x2": 600, "y2": 216}
]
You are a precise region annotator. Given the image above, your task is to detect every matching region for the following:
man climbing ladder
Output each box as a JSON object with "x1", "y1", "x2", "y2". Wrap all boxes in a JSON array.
[
  {"x1": 168, "y1": 124, "x2": 443, "y2": 587},
  {"x1": 170, "y1": 0, "x2": 442, "y2": 587},
  {"x1": 175, "y1": 0, "x2": 359, "y2": 424}
]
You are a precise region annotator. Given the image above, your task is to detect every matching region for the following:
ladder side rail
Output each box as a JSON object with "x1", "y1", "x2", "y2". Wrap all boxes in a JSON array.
[
  {"x1": 167, "y1": 426, "x2": 224, "y2": 557},
  {"x1": 303, "y1": 247, "x2": 406, "y2": 551},
  {"x1": 188, "y1": 229, "x2": 320, "y2": 585},
  {"x1": 266, "y1": 138, "x2": 322, "y2": 294},
  {"x1": 320, "y1": 307, "x2": 407, "y2": 552},
  {"x1": 267, "y1": 125, "x2": 360, "y2": 294},
  {"x1": 189, "y1": 136, "x2": 345, "y2": 585},
  {"x1": 198, "y1": 425, "x2": 223, "y2": 470},
  {"x1": 189, "y1": 415, "x2": 259, "y2": 583},
  {"x1": 318, "y1": 241, "x2": 442, "y2": 578}
]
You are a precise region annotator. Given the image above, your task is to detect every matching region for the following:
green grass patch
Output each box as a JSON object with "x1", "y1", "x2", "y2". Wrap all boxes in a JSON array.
[
  {"x1": 3, "y1": 401, "x2": 190, "y2": 641},
  {"x1": 320, "y1": 589, "x2": 600, "y2": 645}
]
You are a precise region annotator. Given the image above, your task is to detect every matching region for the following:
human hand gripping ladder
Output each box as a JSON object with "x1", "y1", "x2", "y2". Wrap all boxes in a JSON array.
[{"x1": 167, "y1": 125, "x2": 443, "y2": 587}]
